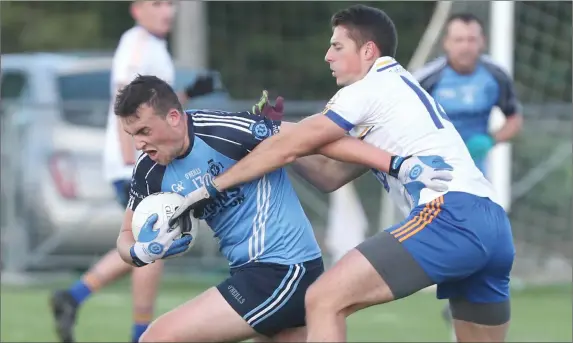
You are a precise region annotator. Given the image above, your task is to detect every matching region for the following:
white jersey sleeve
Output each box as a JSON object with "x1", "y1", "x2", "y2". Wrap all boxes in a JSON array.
[{"x1": 324, "y1": 83, "x2": 375, "y2": 132}]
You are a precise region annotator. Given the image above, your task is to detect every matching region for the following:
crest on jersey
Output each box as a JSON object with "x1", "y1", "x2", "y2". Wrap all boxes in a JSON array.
[
  {"x1": 207, "y1": 159, "x2": 224, "y2": 176},
  {"x1": 171, "y1": 180, "x2": 185, "y2": 192},
  {"x1": 250, "y1": 121, "x2": 270, "y2": 140}
]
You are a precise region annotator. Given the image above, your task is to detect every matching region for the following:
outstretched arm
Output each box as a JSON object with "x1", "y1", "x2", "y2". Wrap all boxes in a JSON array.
[
  {"x1": 213, "y1": 113, "x2": 355, "y2": 192},
  {"x1": 169, "y1": 90, "x2": 454, "y2": 225},
  {"x1": 290, "y1": 154, "x2": 368, "y2": 193}
]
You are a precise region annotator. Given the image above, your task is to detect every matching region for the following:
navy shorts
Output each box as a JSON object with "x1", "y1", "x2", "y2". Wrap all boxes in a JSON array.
[
  {"x1": 393, "y1": 192, "x2": 515, "y2": 303},
  {"x1": 217, "y1": 258, "x2": 324, "y2": 337},
  {"x1": 112, "y1": 179, "x2": 130, "y2": 208}
]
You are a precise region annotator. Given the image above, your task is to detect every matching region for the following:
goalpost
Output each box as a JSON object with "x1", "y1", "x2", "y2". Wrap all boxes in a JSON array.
[{"x1": 488, "y1": 1, "x2": 515, "y2": 212}]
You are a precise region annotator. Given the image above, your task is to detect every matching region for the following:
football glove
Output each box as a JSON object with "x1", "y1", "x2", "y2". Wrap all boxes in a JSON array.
[
  {"x1": 252, "y1": 90, "x2": 284, "y2": 121},
  {"x1": 465, "y1": 134, "x2": 495, "y2": 161},
  {"x1": 168, "y1": 174, "x2": 219, "y2": 228},
  {"x1": 130, "y1": 213, "x2": 194, "y2": 267},
  {"x1": 389, "y1": 155, "x2": 454, "y2": 205}
]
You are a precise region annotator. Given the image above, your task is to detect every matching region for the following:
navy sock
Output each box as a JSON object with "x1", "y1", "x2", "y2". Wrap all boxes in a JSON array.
[
  {"x1": 132, "y1": 323, "x2": 149, "y2": 343},
  {"x1": 67, "y1": 280, "x2": 93, "y2": 305}
]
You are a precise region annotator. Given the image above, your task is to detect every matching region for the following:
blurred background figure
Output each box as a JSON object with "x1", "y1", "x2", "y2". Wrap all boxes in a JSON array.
[
  {"x1": 50, "y1": 1, "x2": 176, "y2": 342},
  {"x1": 413, "y1": 13, "x2": 523, "y2": 175}
]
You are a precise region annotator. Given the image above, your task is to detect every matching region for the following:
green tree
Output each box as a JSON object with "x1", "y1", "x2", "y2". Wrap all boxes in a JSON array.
[
  {"x1": 208, "y1": 2, "x2": 436, "y2": 99},
  {"x1": 0, "y1": 1, "x2": 131, "y2": 53}
]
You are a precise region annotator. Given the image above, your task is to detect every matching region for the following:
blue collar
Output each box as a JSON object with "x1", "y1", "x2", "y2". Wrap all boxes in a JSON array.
[{"x1": 175, "y1": 113, "x2": 195, "y2": 160}]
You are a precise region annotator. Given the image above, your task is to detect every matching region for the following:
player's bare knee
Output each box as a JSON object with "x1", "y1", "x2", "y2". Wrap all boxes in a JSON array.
[
  {"x1": 305, "y1": 278, "x2": 339, "y2": 314},
  {"x1": 304, "y1": 281, "x2": 325, "y2": 311},
  {"x1": 137, "y1": 328, "x2": 155, "y2": 343},
  {"x1": 139, "y1": 331, "x2": 178, "y2": 343},
  {"x1": 138, "y1": 321, "x2": 175, "y2": 343},
  {"x1": 450, "y1": 298, "x2": 511, "y2": 326}
]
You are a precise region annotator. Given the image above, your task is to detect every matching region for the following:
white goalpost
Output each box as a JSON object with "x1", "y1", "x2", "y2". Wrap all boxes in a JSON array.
[{"x1": 488, "y1": 1, "x2": 515, "y2": 212}]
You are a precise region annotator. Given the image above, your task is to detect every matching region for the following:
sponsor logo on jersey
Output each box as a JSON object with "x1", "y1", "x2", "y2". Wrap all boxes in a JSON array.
[{"x1": 184, "y1": 168, "x2": 202, "y2": 180}]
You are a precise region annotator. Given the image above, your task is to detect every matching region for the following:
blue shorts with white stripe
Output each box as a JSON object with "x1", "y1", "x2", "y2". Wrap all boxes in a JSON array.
[{"x1": 216, "y1": 257, "x2": 324, "y2": 337}]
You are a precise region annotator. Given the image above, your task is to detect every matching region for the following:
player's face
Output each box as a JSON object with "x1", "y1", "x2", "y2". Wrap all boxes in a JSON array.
[
  {"x1": 132, "y1": 0, "x2": 175, "y2": 37},
  {"x1": 444, "y1": 20, "x2": 485, "y2": 71},
  {"x1": 325, "y1": 26, "x2": 368, "y2": 86},
  {"x1": 121, "y1": 104, "x2": 186, "y2": 165}
]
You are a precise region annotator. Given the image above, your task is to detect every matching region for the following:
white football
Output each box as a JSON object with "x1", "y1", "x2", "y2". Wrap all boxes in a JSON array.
[{"x1": 131, "y1": 192, "x2": 199, "y2": 255}]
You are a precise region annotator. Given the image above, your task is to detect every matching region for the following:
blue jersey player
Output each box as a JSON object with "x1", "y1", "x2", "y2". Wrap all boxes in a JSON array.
[
  {"x1": 113, "y1": 75, "x2": 430, "y2": 342},
  {"x1": 114, "y1": 75, "x2": 320, "y2": 342},
  {"x1": 414, "y1": 13, "x2": 523, "y2": 174}
]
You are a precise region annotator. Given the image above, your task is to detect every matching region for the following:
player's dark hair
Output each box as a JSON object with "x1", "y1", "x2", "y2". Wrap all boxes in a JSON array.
[
  {"x1": 114, "y1": 75, "x2": 183, "y2": 118},
  {"x1": 445, "y1": 13, "x2": 485, "y2": 34},
  {"x1": 331, "y1": 4, "x2": 398, "y2": 58}
]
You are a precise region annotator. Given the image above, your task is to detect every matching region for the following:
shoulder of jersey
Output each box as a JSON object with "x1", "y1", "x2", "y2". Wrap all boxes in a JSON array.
[
  {"x1": 133, "y1": 153, "x2": 159, "y2": 175},
  {"x1": 116, "y1": 26, "x2": 148, "y2": 48},
  {"x1": 192, "y1": 110, "x2": 257, "y2": 135},
  {"x1": 412, "y1": 56, "x2": 448, "y2": 81},
  {"x1": 479, "y1": 54, "x2": 512, "y2": 77}
]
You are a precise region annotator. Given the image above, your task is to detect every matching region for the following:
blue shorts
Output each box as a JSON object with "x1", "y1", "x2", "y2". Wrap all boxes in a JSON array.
[
  {"x1": 217, "y1": 258, "x2": 324, "y2": 337},
  {"x1": 112, "y1": 179, "x2": 130, "y2": 208},
  {"x1": 397, "y1": 192, "x2": 515, "y2": 303},
  {"x1": 358, "y1": 191, "x2": 515, "y2": 304}
]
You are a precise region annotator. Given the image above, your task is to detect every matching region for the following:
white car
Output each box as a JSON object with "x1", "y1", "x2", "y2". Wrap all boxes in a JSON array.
[{"x1": 0, "y1": 52, "x2": 231, "y2": 270}]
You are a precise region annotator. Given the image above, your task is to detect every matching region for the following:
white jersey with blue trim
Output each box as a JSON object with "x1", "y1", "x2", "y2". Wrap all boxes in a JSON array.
[
  {"x1": 128, "y1": 111, "x2": 321, "y2": 267},
  {"x1": 323, "y1": 57, "x2": 498, "y2": 215},
  {"x1": 104, "y1": 26, "x2": 175, "y2": 182}
]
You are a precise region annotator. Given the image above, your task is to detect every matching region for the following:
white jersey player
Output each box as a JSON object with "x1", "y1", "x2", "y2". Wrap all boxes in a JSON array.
[
  {"x1": 167, "y1": 5, "x2": 515, "y2": 343},
  {"x1": 104, "y1": 22, "x2": 175, "y2": 184},
  {"x1": 329, "y1": 55, "x2": 497, "y2": 215}
]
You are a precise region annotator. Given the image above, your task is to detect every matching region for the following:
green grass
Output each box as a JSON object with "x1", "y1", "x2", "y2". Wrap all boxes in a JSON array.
[{"x1": 1, "y1": 278, "x2": 571, "y2": 342}]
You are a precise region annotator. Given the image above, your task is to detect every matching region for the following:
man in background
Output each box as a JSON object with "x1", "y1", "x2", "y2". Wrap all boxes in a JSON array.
[
  {"x1": 413, "y1": 13, "x2": 523, "y2": 338},
  {"x1": 414, "y1": 13, "x2": 522, "y2": 175},
  {"x1": 49, "y1": 2, "x2": 213, "y2": 342}
]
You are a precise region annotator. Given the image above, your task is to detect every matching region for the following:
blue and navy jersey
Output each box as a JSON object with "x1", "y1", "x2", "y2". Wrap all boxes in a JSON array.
[
  {"x1": 413, "y1": 55, "x2": 521, "y2": 142},
  {"x1": 128, "y1": 110, "x2": 321, "y2": 267}
]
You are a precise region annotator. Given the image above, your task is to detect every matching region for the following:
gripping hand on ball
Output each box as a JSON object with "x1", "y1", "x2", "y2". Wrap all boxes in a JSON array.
[
  {"x1": 130, "y1": 213, "x2": 194, "y2": 267},
  {"x1": 168, "y1": 174, "x2": 219, "y2": 228},
  {"x1": 388, "y1": 155, "x2": 454, "y2": 205}
]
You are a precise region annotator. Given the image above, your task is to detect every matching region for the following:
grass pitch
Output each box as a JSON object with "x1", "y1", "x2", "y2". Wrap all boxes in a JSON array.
[{"x1": 1, "y1": 277, "x2": 570, "y2": 342}]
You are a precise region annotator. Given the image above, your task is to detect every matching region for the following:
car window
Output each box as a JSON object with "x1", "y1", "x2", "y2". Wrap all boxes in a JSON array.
[
  {"x1": 58, "y1": 70, "x2": 111, "y2": 128},
  {"x1": 1, "y1": 72, "x2": 27, "y2": 100},
  {"x1": 57, "y1": 68, "x2": 228, "y2": 128}
]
